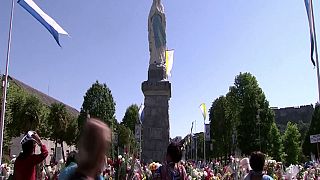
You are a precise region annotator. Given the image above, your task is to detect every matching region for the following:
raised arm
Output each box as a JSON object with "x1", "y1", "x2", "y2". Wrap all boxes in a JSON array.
[{"x1": 31, "y1": 133, "x2": 49, "y2": 164}]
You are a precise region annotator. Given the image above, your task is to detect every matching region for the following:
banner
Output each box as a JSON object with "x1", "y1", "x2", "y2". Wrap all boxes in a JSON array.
[
  {"x1": 18, "y1": 0, "x2": 68, "y2": 46},
  {"x1": 200, "y1": 103, "x2": 207, "y2": 120},
  {"x1": 304, "y1": 0, "x2": 317, "y2": 66},
  {"x1": 205, "y1": 124, "x2": 210, "y2": 141},
  {"x1": 135, "y1": 124, "x2": 141, "y2": 141},
  {"x1": 191, "y1": 136, "x2": 196, "y2": 150},
  {"x1": 138, "y1": 104, "x2": 144, "y2": 123},
  {"x1": 310, "y1": 134, "x2": 320, "y2": 143},
  {"x1": 165, "y1": 50, "x2": 174, "y2": 77},
  {"x1": 55, "y1": 147, "x2": 62, "y2": 161}
]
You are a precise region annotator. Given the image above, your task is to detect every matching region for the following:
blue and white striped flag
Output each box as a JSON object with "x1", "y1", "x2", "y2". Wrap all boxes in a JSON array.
[
  {"x1": 138, "y1": 104, "x2": 144, "y2": 123},
  {"x1": 304, "y1": 0, "x2": 316, "y2": 66},
  {"x1": 18, "y1": 0, "x2": 68, "y2": 46}
]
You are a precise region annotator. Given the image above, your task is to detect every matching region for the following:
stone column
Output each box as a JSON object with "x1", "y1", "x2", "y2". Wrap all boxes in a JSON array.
[{"x1": 141, "y1": 64, "x2": 171, "y2": 162}]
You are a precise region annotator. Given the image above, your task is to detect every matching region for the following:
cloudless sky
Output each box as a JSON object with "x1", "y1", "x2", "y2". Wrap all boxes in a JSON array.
[{"x1": 0, "y1": 0, "x2": 319, "y2": 138}]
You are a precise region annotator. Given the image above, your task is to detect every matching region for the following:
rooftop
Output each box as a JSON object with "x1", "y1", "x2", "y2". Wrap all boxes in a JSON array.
[{"x1": 8, "y1": 76, "x2": 79, "y2": 117}]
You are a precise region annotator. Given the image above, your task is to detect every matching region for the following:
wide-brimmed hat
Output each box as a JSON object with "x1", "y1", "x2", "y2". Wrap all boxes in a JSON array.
[{"x1": 20, "y1": 131, "x2": 36, "y2": 145}]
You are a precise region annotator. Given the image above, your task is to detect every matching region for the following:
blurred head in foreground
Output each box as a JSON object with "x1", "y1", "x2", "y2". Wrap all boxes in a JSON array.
[
  {"x1": 249, "y1": 151, "x2": 266, "y2": 172},
  {"x1": 77, "y1": 118, "x2": 111, "y2": 176},
  {"x1": 166, "y1": 142, "x2": 182, "y2": 163}
]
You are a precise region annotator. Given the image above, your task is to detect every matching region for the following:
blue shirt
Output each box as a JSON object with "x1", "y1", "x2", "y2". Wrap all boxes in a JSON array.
[
  {"x1": 58, "y1": 162, "x2": 77, "y2": 180},
  {"x1": 244, "y1": 171, "x2": 274, "y2": 180}
]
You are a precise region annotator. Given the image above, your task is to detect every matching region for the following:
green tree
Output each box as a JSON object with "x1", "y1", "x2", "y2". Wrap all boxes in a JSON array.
[
  {"x1": 121, "y1": 104, "x2": 139, "y2": 132},
  {"x1": 37, "y1": 107, "x2": 51, "y2": 139},
  {"x1": 3, "y1": 81, "x2": 50, "y2": 160},
  {"x1": 283, "y1": 122, "x2": 302, "y2": 165},
  {"x1": 0, "y1": 77, "x2": 27, "y2": 157},
  {"x1": 227, "y1": 72, "x2": 275, "y2": 155},
  {"x1": 48, "y1": 103, "x2": 73, "y2": 161},
  {"x1": 225, "y1": 88, "x2": 240, "y2": 154},
  {"x1": 5, "y1": 82, "x2": 28, "y2": 136},
  {"x1": 209, "y1": 96, "x2": 232, "y2": 161},
  {"x1": 78, "y1": 81, "x2": 116, "y2": 129},
  {"x1": 15, "y1": 95, "x2": 44, "y2": 134},
  {"x1": 303, "y1": 104, "x2": 320, "y2": 158},
  {"x1": 267, "y1": 122, "x2": 284, "y2": 161},
  {"x1": 118, "y1": 124, "x2": 131, "y2": 149},
  {"x1": 64, "y1": 116, "x2": 79, "y2": 146}
]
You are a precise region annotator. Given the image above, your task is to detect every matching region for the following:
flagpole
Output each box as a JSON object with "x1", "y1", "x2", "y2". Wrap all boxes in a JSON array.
[
  {"x1": 190, "y1": 123, "x2": 192, "y2": 160},
  {"x1": 195, "y1": 119, "x2": 197, "y2": 162},
  {"x1": 0, "y1": 0, "x2": 15, "y2": 165},
  {"x1": 203, "y1": 120, "x2": 206, "y2": 163},
  {"x1": 310, "y1": 0, "x2": 320, "y2": 102}
]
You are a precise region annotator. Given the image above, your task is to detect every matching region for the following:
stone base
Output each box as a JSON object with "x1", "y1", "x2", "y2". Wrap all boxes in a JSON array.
[
  {"x1": 148, "y1": 64, "x2": 166, "y2": 82},
  {"x1": 141, "y1": 67, "x2": 171, "y2": 163}
]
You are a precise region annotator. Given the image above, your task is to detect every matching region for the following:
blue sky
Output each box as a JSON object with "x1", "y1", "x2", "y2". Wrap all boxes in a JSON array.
[{"x1": 0, "y1": 0, "x2": 318, "y2": 138}]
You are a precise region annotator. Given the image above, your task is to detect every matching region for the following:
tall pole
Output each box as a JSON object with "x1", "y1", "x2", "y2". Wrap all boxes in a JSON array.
[
  {"x1": 203, "y1": 121, "x2": 206, "y2": 163},
  {"x1": 310, "y1": 0, "x2": 320, "y2": 102},
  {"x1": 111, "y1": 120, "x2": 114, "y2": 160},
  {"x1": 190, "y1": 123, "x2": 193, "y2": 160},
  {"x1": 0, "y1": 0, "x2": 15, "y2": 165},
  {"x1": 139, "y1": 124, "x2": 142, "y2": 162},
  {"x1": 195, "y1": 119, "x2": 197, "y2": 163},
  {"x1": 190, "y1": 134, "x2": 192, "y2": 160},
  {"x1": 317, "y1": 142, "x2": 320, "y2": 160}
]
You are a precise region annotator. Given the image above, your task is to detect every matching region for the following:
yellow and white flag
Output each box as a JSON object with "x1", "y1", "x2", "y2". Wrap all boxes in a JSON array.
[
  {"x1": 165, "y1": 50, "x2": 174, "y2": 77},
  {"x1": 200, "y1": 103, "x2": 207, "y2": 120}
]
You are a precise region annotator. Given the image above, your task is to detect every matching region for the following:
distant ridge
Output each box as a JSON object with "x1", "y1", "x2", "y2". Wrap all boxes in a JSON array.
[{"x1": 273, "y1": 105, "x2": 313, "y2": 137}]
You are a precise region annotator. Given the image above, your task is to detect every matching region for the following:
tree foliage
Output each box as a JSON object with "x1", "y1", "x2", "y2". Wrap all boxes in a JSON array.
[
  {"x1": 11, "y1": 95, "x2": 45, "y2": 135},
  {"x1": 209, "y1": 96, "x2": 232, "y2": 160},
  {"x1": 5, "y1": 82, "x2": 27, "y2": 137},
  {"x1": 118, "y1": 124, "x2": 131, "y2": 148},
  {"x1": 121, "y1": 104, "x2": 139, "y2": 132},
  {"x1": 78, "y1": 81, "x2": 116, "y2": 129},
  {"x1": 64, "y1": 116, "x2": 79, "y2": 146},
  {"x1": 1, "y1": 79, "x2": 80, "y2": 161},
  {"x1": 47, "y1": 103, "x2": 70, "y2": 142},
  {"x1": 267, "y1": 122, "x2": 284, "y2": 161},
  {"x1": 283, "y1": 122, "x2": 302, "y2": 165},
  {"x1": 47, "y1": 103, "x2": 70, "y2": 161},
  {"x1": 227, "y1": 72, "x2": 275, "y2": 155},
  {"x1": 303, "y1": 104, "x2": 320, "y2": 158}
]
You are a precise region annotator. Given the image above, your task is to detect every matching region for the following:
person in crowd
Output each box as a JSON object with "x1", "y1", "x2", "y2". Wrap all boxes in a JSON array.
[
  {"x1": 69, "y1": 118, "x2": 111, "y2": 180},
  {"x1": 58, "y1": 151, "x2": 77, "y2": 180},
  {"x1": 240, "y1": 157, "x2": 252, "y2": 178},
  {"x1": 13, "y1": 131, "x2": 48, "y2": 180},
  {"x1": 244, "y1": 151, "x2": 273, "y2": 180},
  {"x1": 154, "y1": 142, "x2": 187, "y2": 180}
]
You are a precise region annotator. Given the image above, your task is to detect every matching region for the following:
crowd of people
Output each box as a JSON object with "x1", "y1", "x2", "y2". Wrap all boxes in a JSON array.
[{"x1": 2, "y1": 118, "x2": 320, "y2": 180}]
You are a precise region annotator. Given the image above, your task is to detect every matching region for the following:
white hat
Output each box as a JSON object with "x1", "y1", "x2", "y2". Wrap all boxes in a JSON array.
[
  {"x1": 20, "y1": 131, "x2": 36, "y2": 145},
  {"x1": 240, "y1": 158, "x2": 252, "y2": 170}
]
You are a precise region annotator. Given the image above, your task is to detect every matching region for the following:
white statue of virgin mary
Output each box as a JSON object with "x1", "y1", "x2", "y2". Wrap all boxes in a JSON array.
[{"x1": 148, "y1": 0, "x2": 166, "y2": 66}]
